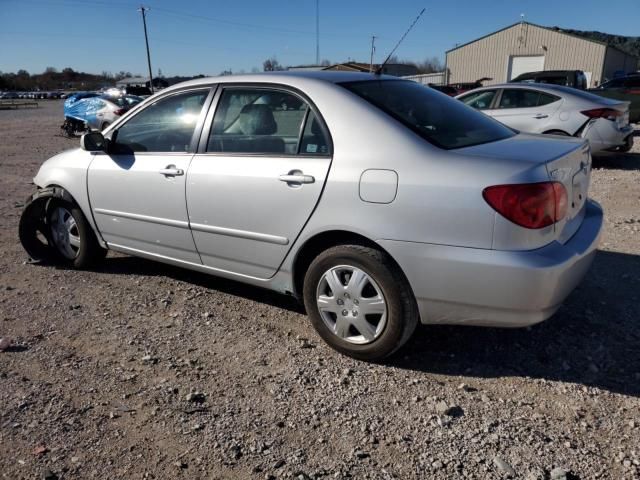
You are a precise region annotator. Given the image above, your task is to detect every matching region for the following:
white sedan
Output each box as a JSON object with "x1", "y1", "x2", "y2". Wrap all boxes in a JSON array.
[{"x1": 457, "y1": 83, "x2": 633, "y2": 153}]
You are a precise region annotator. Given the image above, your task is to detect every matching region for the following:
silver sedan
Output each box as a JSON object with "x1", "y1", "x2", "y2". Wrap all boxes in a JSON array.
[
  {"x1": 20, "y1": 72, "x2": 603, "y2": 360},
  {"x1": 457, "y1": 83, "x2": 634, "y2": 153}
]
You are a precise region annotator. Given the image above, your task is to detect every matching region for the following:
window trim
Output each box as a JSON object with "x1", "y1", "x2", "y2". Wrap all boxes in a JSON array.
[
  {"x1": 197, "y1": 83, "x2": 333, "y2": 158},
  {"x1": 107, "y1": 86, "x2": 216, "y2": 155}
]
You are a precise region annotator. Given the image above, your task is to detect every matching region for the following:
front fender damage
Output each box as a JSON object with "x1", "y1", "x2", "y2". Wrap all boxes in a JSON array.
[{"x1": 18, "y1": 187, "x2": 74, "y2": 263}]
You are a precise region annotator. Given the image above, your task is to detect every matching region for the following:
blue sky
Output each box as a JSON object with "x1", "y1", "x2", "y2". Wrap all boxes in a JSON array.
[{"x1": 1, "y1": 0, "x2": 639, "y2": 76}]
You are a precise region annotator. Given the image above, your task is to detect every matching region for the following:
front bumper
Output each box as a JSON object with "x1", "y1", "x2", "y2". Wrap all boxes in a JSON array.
[
  {"x1": 378, "y1": 200, "x2": 603, "y2": 327},
  {"x1": 581, "y1": 118, "x2": 633, "y2": 153}
]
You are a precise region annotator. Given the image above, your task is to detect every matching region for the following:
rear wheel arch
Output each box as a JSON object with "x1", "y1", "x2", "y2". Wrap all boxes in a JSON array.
[
  {"x1": 291, "y1": 230, "x2": 413, "y2": 300},
  {"x1": 543, "y1": 129, "x2": 572, "y2": 136}
]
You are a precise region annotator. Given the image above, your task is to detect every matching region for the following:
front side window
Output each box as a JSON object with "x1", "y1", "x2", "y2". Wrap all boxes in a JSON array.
[
  {"x1": 113, "y1": 90, "x2": 208, "y2": 153},
  {"x1": 207, "y1": 88, "x2": 325, "y2": 155},
  {"x1": 536, "y1": 75, "x2": 568, "y2": 86},
  {"x1": 342, "y1": 80, "x2": 514, "y2": 150},
  {"x1": 459, "y1": 90, "x2": 497, "y2": 110}
]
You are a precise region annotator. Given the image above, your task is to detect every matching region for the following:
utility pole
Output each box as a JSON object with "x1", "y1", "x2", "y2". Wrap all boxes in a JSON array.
[
  {"x1": 138, "y1": 5, "x2": 154, "y2": 94},
  {"x1": 369, "y1": 35, "x2": 377, "y2": 72},
  {"x1": 315, "y1": 0, "x2": 320, "y2": 65}
]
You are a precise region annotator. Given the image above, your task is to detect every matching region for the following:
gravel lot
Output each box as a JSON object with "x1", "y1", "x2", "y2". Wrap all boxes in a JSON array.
[{"x1": 1, "y1": 101, "x2": 639, "y2": 480}]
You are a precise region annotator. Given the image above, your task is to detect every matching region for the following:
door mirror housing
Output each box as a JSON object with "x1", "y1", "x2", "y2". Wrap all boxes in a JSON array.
[{"x1": 80, "y1": 131, "x2": 107, "y2": 152}]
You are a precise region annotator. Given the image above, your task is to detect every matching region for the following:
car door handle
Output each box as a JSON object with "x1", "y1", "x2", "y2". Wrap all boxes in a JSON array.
[
  {"x1": 279, "y1": 174, "x2": 315, "y2": 184},
  {"x1": 159, "y1": 166, "x2": 184, "y2": 176},
  {"x1": 533, "y1": 114, "x2": 548, "y2": 119}
]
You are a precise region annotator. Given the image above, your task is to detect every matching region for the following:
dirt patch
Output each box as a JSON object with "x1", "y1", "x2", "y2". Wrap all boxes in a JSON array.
[{"x1": 1, "y1": 101, "x2": 639, "y2": 479}]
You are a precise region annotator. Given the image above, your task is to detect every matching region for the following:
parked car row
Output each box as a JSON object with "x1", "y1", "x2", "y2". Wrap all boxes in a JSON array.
[
  {"x1": 457, "y1": 83, "x2": 634, "y2": 153},
  {"x1": 0, "y1": 91, "x2": 69, "y2": 100},
  {"x1": 427, "y1": 70, "x2": 640, "y2": 125},
  {"x1": 61, "y1": 91, "x2": 144, "y2": 135}
]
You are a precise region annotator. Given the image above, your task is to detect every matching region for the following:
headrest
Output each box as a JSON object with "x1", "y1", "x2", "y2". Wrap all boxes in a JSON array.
[{"x1": 239, "y1": 104, "x2": 277, "y2": 135}]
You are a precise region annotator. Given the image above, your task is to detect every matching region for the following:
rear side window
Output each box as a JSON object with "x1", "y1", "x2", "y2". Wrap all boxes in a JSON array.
[
  {"x1": 625, "y1": 77, "x2": 640, "y2": 88},
  {"x1": 498, "y1": 89, "x2": 540, "y2": 108},
  {"x1": 498, "y1": 89, "x2": 559, "y2": 109},
  {"x1": 341, "y1": 80, "x2": 514, "y2": 150},
  {"x1": 207, "y1": 88, "x2": 329, "y2": 155},
  {"x1": 537, "y1": 92, "x2": 561, "y2": 106},
  {"x1": 299, "y1": 111, "x2": 330, "y2": 155},
  {"x1": 459, "y1": 90, "x2": 497, "y2": 110},
  {"x1": 536, "y1": 75, "x2": 567, "y2": 86}
]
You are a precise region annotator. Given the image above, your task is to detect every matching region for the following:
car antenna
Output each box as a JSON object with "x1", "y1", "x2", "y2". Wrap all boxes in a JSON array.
[{"x1": 375, "y1": 8, "x2": 426, "y2": 76}]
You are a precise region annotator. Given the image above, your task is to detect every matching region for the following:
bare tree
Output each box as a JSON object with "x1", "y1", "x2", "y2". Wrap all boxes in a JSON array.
[
  {"x1": 263, "y1": 57, "x2": 285, "y2": 72},
  {"x1": 414, "y1": 56, "x2": 443, "y2": 74}
]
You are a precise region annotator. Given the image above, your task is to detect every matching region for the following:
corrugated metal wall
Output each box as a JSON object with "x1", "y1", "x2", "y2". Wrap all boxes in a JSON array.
[
  {"x1": 446, "y1": 23, "x2": 607, "y2": 87},
  {"x1": 402, "y1": 72, "x2": 446, "y2": 85}
]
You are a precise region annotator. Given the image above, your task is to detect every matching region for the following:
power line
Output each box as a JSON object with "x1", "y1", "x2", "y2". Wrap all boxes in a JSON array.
[{"x1": 151, "y1": 6, "x2": 314, "y2": 36}]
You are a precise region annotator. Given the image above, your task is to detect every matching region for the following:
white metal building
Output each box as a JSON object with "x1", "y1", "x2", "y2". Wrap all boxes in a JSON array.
[{"x1": 446, "y1": 22, "x2": 638, "y2": 88}]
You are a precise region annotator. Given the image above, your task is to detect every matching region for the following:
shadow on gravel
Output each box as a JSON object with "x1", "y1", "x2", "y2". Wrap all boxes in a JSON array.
[
  {"x1": 393, "y1": 250, "x2": 640, "y2": 398},
  {"x1": 51, "y1": 249, "x2": 639, "y2": 397},
  {"x1": 593, "y1": 152, "x2": 640, "y2": 171},
  {"x1": 98, "y1": 255, "x2": 305, "y2": 314},
  {"x1": 592, "y1": 129, "x2": 640, "y2": 170}
]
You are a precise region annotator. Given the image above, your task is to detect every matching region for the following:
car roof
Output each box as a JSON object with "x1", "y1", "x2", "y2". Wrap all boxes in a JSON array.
[
  {"x1": 514, "y1": 70, "x2": 580, "y2": 76},
  {"x1": 463, "y1": 83, "x2": 580, "y2": 94},
  {"x1": 161, "y1": 71, "x2": 399, "y2": 94}
]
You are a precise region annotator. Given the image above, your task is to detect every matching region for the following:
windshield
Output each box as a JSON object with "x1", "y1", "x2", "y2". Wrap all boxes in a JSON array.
[{"x1": 341, "y1": 80, "x2": 514, "y2": 149}]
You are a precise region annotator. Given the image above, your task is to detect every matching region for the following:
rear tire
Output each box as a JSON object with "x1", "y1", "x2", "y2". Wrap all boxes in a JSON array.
[{"x1": 303, "y1": 245, "x2": 418, "y2": 361}]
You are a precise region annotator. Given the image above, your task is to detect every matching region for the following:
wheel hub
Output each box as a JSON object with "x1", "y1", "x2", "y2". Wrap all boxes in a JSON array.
[
  {"x1": 49, "y1": 206, "x2": 80, "y2": 260},
  {"x1": 316, "y1": 265, "x2": 387, "y2": 345}
]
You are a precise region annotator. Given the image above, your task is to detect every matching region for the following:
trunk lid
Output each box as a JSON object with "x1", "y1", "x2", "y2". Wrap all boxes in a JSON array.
[
  {"x1": 459, "y1": 133, "x2": 592, "y2": 246},
  {"x1": 612, "y1": 101, "x2": 631, "y2": 129},
  {"x1": 545, "y1": 141, "x2": 591, "y2": 244}
]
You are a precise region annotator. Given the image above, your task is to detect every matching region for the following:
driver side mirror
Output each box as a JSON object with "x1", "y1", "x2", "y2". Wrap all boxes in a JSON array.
[{"x1": 80, "y1": 131, "x2": 107, "y2": 152}]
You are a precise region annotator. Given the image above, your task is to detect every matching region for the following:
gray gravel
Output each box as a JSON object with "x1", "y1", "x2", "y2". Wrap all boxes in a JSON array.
[{"x1": 1, "y1": 101, "x2": 639, "y2": 479}]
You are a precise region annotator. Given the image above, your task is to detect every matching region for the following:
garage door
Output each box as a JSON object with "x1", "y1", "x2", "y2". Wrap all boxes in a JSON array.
[{"x1": 507, "y1": 55, "x2": 545, "y2": 81}]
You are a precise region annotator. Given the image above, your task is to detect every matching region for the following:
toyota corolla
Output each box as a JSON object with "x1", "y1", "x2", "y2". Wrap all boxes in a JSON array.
[{"x1": 19, "y1": 72, "x2": 603, "y2": 360}]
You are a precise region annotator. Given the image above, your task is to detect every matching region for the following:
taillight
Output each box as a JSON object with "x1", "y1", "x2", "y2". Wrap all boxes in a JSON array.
[
  {"x1": 483, "y1": 182, "x2": 568, "y2": 229},
  {"x1": 581, "y1": 108, "x2": 621, "y2": 121},
  {"x1": 114, "y1": 108, "x2": 127, "y2": 116}
]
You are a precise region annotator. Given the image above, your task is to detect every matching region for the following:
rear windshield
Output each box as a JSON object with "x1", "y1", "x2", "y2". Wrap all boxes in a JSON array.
[
  {"x1": 101, "y1": 95, "x2": 143, "y2": 108},
  {"x1": 341, "y1": 80, "x2": 514, "y2": 149}
]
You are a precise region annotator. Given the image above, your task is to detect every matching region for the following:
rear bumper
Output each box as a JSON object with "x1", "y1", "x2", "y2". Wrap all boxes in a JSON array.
[
  {"x1": 378, "y1": 200, "x2": 603, "y2": 327},
  {"x1": 581, "y1": 119, "x2": 633, "y2": 153}
]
